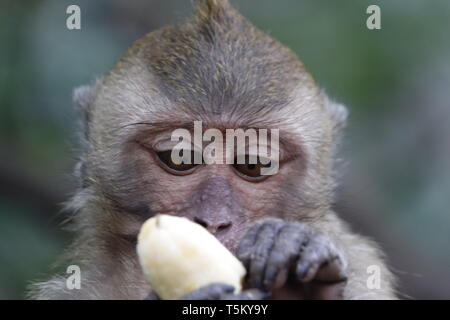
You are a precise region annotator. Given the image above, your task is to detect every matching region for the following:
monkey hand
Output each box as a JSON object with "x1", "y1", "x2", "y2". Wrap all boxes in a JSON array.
[
  {"x1": 236, "y1": 218, "x2": 348, "y2": 300},
  {"x1": 179, "y1": 283, "x2": 268, "y2": 300},
  {"x1": 144, "y1": 284, "x2": 268, "y2": 300}
]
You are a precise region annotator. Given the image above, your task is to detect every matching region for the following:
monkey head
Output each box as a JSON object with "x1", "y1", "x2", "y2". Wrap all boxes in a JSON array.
[{"x1": 72, "y1": 0, "x2": 348, "y2": 254}]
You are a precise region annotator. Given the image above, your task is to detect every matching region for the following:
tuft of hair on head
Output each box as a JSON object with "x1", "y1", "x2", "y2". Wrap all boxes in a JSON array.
[
  {"x1": 132, "y1": 0, "x2": 307, "y2": 118},
  {"x1": 191, "y1": 0, "x2": 244, "y2": 39},
  {"x1": 194, "y1": 0, "x2": 231, "y2": 18}
]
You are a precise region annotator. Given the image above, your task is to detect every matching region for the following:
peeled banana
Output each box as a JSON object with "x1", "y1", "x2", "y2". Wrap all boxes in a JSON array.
[{"x1": 137, "y1": 214, "x2": 246, "y2": 300}]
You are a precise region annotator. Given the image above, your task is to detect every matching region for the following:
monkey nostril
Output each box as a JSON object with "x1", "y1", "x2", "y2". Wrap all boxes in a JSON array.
[
  {"x1": 193, "y1": 217, "x2": 208, "y2": 229},
  {"x1": 193, "y1": 217, "x2": 231, "y2": 233},
  {"x1": 216, "y1": 222, "x2": 232, "y2": 232}
]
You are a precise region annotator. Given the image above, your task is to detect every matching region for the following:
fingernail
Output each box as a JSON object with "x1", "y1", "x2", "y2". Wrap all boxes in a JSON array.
[{"x1": 297, "y1": 262, "x2": 309, "y2": 279}]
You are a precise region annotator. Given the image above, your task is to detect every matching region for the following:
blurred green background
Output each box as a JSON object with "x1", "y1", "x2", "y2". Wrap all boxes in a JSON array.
[{"x1": 1, "y1": 0, "x2": 449, "y2": 299}]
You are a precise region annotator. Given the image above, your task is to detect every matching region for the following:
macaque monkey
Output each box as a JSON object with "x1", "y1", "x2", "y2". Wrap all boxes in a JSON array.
[{"x1": 31, "y1": 0, "x2": 396, "y2": 299}]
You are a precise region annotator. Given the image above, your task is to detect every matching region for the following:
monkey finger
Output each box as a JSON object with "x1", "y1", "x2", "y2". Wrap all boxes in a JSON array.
[
  {"x1": 314, "y1": 256, "x2": 347, "y2": 283},
  {"x1": 222, "y1": 289, "x2": 270, "y2": 300},
  {"x1": 180, "y1": 283, "x2": 235, "y2": 300},
  {"x1": 295, "y1": 253, "x2": 347, "y2": 300},
  {"x1": 295, "y1": 234, "x2": 347, "y2": 298},
  {"x1": 263, "y1": 224, "x2": 306, "y2": 289},
  {"x1": 247, "y1": 220, "x2": 285, "y2": 288},
  {"x1": 295, "y1": 234, "x2": 337, "y2": 282},
  {"x1": 236, "y1": 222, "x2": 265, "y2": 267},
  {"x1": 144, "y1": 290, "x2": 160, "y2": 300}
]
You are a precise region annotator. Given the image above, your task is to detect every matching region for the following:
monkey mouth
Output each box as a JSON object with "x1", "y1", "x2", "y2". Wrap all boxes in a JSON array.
[{"x1": 118, "y1": 230, "x2": 237, "y2": 254}]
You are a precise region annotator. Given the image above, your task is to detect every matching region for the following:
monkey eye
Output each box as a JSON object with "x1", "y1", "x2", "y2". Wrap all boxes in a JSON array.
[
  {"x1": 233, "y1": 155, "x2": 273, "y2": 181},
  {"x1": 156, "y1": 150, "x2": 199, "y2": 175}
]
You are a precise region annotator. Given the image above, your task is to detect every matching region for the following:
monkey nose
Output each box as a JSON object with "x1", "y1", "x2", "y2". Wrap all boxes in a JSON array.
[{"x1": 193, "y1": 216, "x2": 232, "y2": 234}]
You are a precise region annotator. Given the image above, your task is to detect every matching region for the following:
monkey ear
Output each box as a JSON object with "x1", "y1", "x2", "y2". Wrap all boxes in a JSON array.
[
  {"x1": 72, "y1": 79, "x2": 100, "y2": 139},
  {"x1": 322, "y1": 93, "x2": 349, "y2": 132}
]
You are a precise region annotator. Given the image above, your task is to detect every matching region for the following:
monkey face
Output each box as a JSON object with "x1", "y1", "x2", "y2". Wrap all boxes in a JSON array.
[
  {"x1": 81, "y1": 73, "x2": 341, "y2": 256},
  {"x1": 103, "y1": 126, "x2": 306, "y2": 253},
  {"x1": 76, "y1": 0, "x2": 346, "y2": 257}
]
